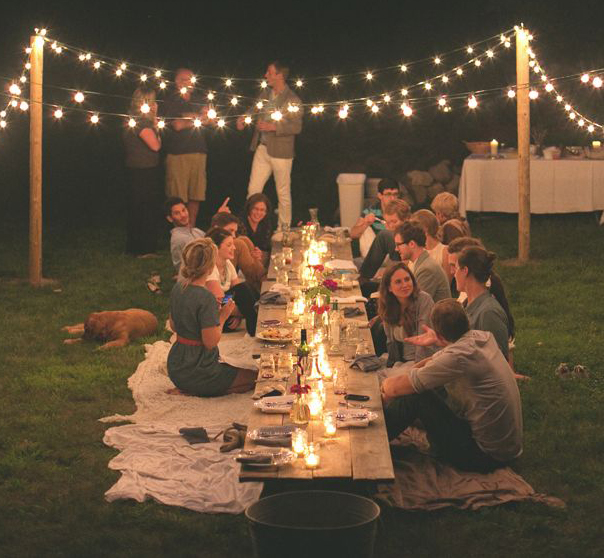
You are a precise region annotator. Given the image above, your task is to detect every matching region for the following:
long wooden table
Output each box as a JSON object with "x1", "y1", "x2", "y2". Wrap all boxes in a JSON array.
[{"x1": 239, "y1": 234, "x2": 394, "y2": 484}]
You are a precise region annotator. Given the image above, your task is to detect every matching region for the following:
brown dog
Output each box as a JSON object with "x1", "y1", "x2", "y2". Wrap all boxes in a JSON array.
[{"x1": 62, "y1": 309, "x2": 158, "y2": 349}]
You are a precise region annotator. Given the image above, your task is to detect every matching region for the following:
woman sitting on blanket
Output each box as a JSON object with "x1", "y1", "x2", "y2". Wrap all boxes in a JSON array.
[
  {"x1": 206, "y1": 227, "x2": 259, "y2": 336},
  {"x1": 240, "y1": 193, "x2": 274, "y2": 266},
  {"x1": 167, "y1": 238, "x2": 257, "y2": 397},
  {"x1": 378, "y1": 262, "x2": 436, "y2": 376}
]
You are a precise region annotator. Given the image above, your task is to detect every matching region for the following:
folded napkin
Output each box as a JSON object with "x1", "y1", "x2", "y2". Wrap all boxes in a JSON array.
[
  {"x1": 253, "y1": 424, "x2": 297, "y2": 447},
  {"x1": 326, "y1": 259, "x2": 358, "y2": 271},
  {"x1": 252, "y1": 382, "x2": 287, "y2": 400},
  {"x1": 336, "y1": 409, "x2": 370, "y2": 428},
  {"x1": 259, "y1": 291, "x2": 287, "y2": 305},
  {"x1": 350, "y1": 354, "x2": 381, "y2": 372},
  {"x1": 269, "y1": 283, "x2": 291, "y2": 294},
  {"x1": 332, "y1": 295, "x2": 368, "y2": 304},
  {"x1": 323, "y1": 226, "x2": 349, "y2": 233},
  {"x1": 343, "y1": 307, "x2": 364, "y2": 318}
]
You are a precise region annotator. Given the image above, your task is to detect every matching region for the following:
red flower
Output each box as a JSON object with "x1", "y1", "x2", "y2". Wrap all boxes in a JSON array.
[
  {"x1": 322, "y1": 279, "x2": 338, "y2": 292},
  {"x1": 290, "y1": 384, "x2": 311, "y2": 394},
  {"x1": 310, "y1": 304, "x2": 330, "y2": 315},
  {"x1": 310, "y1": 264, "x2": 324, "y2": 273}
]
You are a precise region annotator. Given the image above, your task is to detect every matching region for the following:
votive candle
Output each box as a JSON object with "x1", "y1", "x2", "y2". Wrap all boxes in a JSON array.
[
  {"x1": 305, "y1": 443, "x2": 320, "y2": 469},
  {"x1": 291, "y1": 428, "x2": 308, "y2": 456}
]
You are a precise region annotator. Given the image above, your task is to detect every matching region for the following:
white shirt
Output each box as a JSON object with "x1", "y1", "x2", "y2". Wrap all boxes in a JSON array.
[{"x1": 207, "y1": 260, "x2": 237, "y2": 292}]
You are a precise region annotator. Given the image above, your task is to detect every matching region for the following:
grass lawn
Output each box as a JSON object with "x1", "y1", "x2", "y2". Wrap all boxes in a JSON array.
[{"x1": 0, "y1": 213, "x2": 603, "y2": 558}]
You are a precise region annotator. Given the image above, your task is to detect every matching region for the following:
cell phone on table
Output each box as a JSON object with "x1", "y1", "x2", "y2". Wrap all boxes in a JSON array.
[
  {"x1": 344, "y1": 394, "x2": 370, "y2": 401},
  {"x1": 221, "y1": 294, "x2": 233, "y2": 305}
]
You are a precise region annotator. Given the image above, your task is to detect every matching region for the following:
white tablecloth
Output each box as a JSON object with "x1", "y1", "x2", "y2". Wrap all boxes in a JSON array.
[{"x1": 459, "y1": 157, "x2": 604, "y2": 216}]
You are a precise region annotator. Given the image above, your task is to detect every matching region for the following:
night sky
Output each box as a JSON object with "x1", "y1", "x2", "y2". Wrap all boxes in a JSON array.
[{"x1": 2, "y1": 0, "x2": 604, "y2": 224}]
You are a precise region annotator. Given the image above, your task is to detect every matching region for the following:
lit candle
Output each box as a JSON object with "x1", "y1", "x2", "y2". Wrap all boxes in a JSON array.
[
  {"x1": 323, "y1": 414, "x2": 337, "y2": 437},
  {"x1": 307, "y1": 251, "x2": 320, "y2": 266},
  {"x1": 490, "y1": 139, "x2": 499, "y2": 156},
  {"x1": 291, "y1": 428, "x2": 308, "y2": 456},
  {"x1": 592, "y1": 141, "x2": 601, "y2": 150},
  {"x1": 305, "y1": 443, "x2": 320, "y2": 469},
  {"x1": 322, "y1": 363, "x2": 333, "y2": 381},
  {"x1": 308, "y1": 392, "x2": 323, "y2": 419}
]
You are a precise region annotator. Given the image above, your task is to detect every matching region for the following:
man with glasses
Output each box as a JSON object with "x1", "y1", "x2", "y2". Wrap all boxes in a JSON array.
[{"x1": 350, "y1": 178, "x2": 401, "y2": 239}]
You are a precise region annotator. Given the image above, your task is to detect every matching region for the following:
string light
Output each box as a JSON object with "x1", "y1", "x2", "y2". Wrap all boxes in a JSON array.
[
  {"x1": 225, "y1": 79, "x2": 233, "y2": 87},
  {"x1": 256, "y1": 101, "x2": 263, "y2": 109},
  {"x1": 467, "y1": 95, "x2": 478, "y2": 109},
  {"x1": 140, "y1": 74, "x2": 148, "y2": 82},
  {"x1": 434, "y1": 57, "x2": 441, "y2": 65},
  {"x1": 545, "y1": 83, "x2": 554, "y2": 92},
  {"x1": 159, "y1": 81, "x2": 166, "y2": 89},
  {"x1": 438, "y1": 97, "x2": 447, "y2": 107},
  {"x1": 190, "y1": 76, "x2": 197, "y2": 84},
  {"x1": 90, "y1": 113, "x2": 99, "y2": 124},
  {"x1": 486, "y1": 49, "x2": 494, "y2": 58},
  {"x1": 371, "y1": 104, "x2": 379, "y2": 113},
  {"x1": 53, "y1": 108, "x2": 63, "y2": 119},
  {"x1": 140, "y1": 103, "x2": 150, "y2": 114},
  {"x1": 474, "y1": 59, "x2": 482, "y2": 67},
  {"x1": 115, "y1": 69, "x2": 123, "y2": 77},
  {"x1": 217, "y1": 118, "x2": 226, "y2": 127},
  {"x1": 93, "y1": 61, "x2": 101, "y2": 69},
  {"x1": 424, "y1": 82, "x2": 432, "y2": 90},
  {"x1": 366, "y1": 99, "x2": 373, "y2": 107},
  {"x1": 230, "y1": 96, "x2": 238, "y2": 106},
  {"x1": 556, "y1": 95, "x2": 563, "y2": 102},
  {"x1": 208, "y1": 92, "x2": 215, "y2": 100},
  {"x1": 383, "y1": 94, "x2": 391, "y2": 102},
  {"x1": 588, "y1": 124, "x2": 595, "y2": 133},
  {"x1": 120, "y1": 63, "x2": 127, "y2": 71},
  {"x1": 19, "y1": 101, "x2": 29, "y2": 111},
  {"x1": 9, "y1": 84, "x2": 21, "y2": 96},
  {"x1": 295, "y1": 79, "x2": 303, "y2": 87},
  {"x1": 74, "y1": 91, "x2": 85, "y2": 103},
  {"x1": 157, "y1": 119, "x2": 165, "y2": 129},
  {"x1": 287, "y1": 104, "x2": 299, "y2": 113},
  {"x1": 331, "y1": 76, "x2": 339, "y2": 85},
  {"x1": 193, "y1": 118, "x2": 202, "y2": 127},
  {"x1": 401, "y1": 103, "x2": 413, "y2": 117},
  {"x1": 401, "y1": 88, "x2": 409, "y2": 97},
  {"x1": 19, "y1": 76, "x2": 27, "y2": 83},
  {"x1": 271, "y1": 110, "x2": 283, "y2": 121},
  {"x1": 338, "y1": 107, "x2": 348, "y2": 119},
  {"x1": 0, "y1": 111, "x2": 6, "y2": 117},
  {"x1": 529, "y1": 90, "x2": 539, "y2": 100},
  {"x1": 581, "y1": 73, "x2": 590, "y2": 83},
  {"x1": 155, "y1": 70, "x2": 162, "y2": 78},
  {"x1": 260, "y1": 80, "x2": 267, "y2": 89},
  {"x1": 10, "y1": 99, "x2": 18, "y2": 108},
  {"x1": 180, "y1": 86, "x2": 187, "y2": 95},
  {"x1": 244, "y1": 115, "x2": 252, "y2": 124},
  {"x1": 365, "y1": 72, "x2": 373, "y2": 80},
  {"x1": 207, "y1": 108, "x2": 217, "y2": 119},
  {"x1": 0, "y1": 120, "x2": 7, "y2": 129},
  {"x1": 593, "y1": 76, "x2": 603, "y2": 88},
  {"x1": 128, "y1": 118, "x2": 136, "y2": 127},
  {"x1": 25, "y1": 62, "x2": 31, "y2": 70},
  {"x1": 456, "y1": 68, "x2": 463, "y2": 76},
  {"x1": 400, "y1": 64, "x2": 408, "y2": 72},
  {"x1": 507, "y1": 89, "x2": 516, "y2": 98},
  {"x1": 442, "y1": 75, "x2": 449, "y2": 83}
]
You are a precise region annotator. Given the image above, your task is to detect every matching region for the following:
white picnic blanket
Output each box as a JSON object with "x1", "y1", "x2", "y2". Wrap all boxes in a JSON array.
[{"x1": 100, "y1": 339, "x2": 263, "y2": 514}]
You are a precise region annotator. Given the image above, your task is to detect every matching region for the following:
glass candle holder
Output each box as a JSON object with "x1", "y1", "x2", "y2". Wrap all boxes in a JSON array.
[
  {"x1": 304, "y1": 443, "x2": 320, "y2": 469},
  {"x1": 323, "y1": 413, "x2": 337, "y2": 437},
  {"x1": 291, "y1": 428, "x2": 308, "y2": 456},
  {"x1": 308, "y1": 391, "x2": 323, "y2": 419}
]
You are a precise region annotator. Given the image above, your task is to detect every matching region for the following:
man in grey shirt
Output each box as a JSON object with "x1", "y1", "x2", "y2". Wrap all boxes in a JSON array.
[
  {"x1": 165, "y1": 197, "x2": 205, "y2": 271},
  {"x1": 381, "y1": 299, "x2": 522, "y2": 472},
  {"x1": 394, "y1": 222, "x2": 451, "y2": 302}
]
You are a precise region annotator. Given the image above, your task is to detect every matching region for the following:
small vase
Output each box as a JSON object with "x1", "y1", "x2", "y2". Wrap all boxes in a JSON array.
[{"x1": 290, "y1": 393, "x2": 310, "y2": 425}]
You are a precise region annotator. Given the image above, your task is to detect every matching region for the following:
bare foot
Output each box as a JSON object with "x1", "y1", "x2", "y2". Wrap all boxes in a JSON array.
[{"x1": 166, "y1": 387, "x2": 191, "y2": 396}]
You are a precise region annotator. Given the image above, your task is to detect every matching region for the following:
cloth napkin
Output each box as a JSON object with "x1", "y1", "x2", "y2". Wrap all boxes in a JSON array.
[
  {"x1": 332, "y1": 295, "x2": 368, "y2": 304},
  {"x1": 336, "y1": 409, "x2": 370, "y2": 428},
  {"x1": 326, "y1": 259, "x2": 358, "y2": 271},
  {"x1": 253, "y1": 424, "x2": 297, "y2": 447},
  {"x1": 350, "y1": 354, "x2": 381, "y2": 372},
  {"x1": 343, "y1": 307, "x2": 364, "y2": 318},
  {"x1": 259, "y1": 291, "x2": 288, "y2": 305},
  {"x1": 323, "y1": 226, "x2": 349, "y2": 233}
]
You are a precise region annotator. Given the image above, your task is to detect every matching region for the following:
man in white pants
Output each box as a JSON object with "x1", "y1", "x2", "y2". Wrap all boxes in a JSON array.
[{"x1": 237, "y1": 61, "x2": 303, "y2": 226}]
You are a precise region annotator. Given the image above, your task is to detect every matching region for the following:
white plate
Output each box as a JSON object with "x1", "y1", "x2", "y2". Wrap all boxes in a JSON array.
[
  {"x1": 236, "y1": 448, "x2": 296, "y2": 467},
  {"x1": 256, "y1": 328, "x2": 293, "y2": 343}
]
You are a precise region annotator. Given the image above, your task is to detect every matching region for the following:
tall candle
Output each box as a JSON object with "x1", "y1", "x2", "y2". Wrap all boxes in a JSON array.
[
  {"x1": 592, "y1": 140, "x2": 601, "y2": 150},
  {"x1": 490, "y1": 139, "x2": 499, "y2": 156}
]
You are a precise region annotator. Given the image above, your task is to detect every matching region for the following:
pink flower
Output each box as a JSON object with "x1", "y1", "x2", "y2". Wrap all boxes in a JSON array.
[{"x1": 322, "y1": 279, "x2": 338, "y2": 292}]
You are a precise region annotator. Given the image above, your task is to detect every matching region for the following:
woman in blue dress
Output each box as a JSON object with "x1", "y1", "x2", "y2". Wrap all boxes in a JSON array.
[{"x1": 167, "y1": 238, "x2": 257, "y2": 396}]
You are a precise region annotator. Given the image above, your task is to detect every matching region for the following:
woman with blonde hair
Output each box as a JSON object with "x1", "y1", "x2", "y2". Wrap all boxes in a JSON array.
[
  {"x1": 167, "y1": 238, "x2": 257, "y2": 396},
  {"x1": 411, "y1": 209, "x2": 449, "y2": 278},
  {"x1": 123, "y1": 85, "x2": 161, "y2": 257},
  {"x1": 430, "y1": 192, "x2": 471, "y2": 245}
]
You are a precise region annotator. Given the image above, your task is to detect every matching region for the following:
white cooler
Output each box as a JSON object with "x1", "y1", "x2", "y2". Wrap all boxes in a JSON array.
[{"x1": 337, "y1": 173, "x2": 366, "y2": 228}]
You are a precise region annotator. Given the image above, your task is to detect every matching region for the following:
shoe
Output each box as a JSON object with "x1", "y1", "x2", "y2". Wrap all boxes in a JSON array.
[{"x1": 572, "y1": 364, "x2": 589, "y2": 379}]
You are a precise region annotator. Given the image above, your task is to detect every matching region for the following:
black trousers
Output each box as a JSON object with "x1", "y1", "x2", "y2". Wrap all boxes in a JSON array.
[
  {"x1": 385, "y1": 390, "x2": 506, "y2": 473},
  {"x1": 125, "y1": 166, "x2": 162, "y2": 255},
  {"x1": 226, "y1": 282, "x2": 259, "y2": 336}
]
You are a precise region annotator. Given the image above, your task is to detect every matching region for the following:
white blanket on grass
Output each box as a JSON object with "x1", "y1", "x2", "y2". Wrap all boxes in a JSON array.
[{"x1": 101, "y1": 339, "x2": 263, "y2": 514}]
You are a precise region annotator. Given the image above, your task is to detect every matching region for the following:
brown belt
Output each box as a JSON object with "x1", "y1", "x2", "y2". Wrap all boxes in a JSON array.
[{"x1": 176, "y1": 335, "x2": 203, "y2": 346}]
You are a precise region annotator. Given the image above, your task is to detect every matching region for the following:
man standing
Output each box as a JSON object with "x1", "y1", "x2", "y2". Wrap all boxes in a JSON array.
[
  {"x1": 163, "y1": 68, "x2": 210, "y2": 229},
  {"x1": 381, "y1": 299, "x2": 522, "y2": 472},
  {"x1": 394, "y1": 222, "x2": 451, "y2": 302},
  {"x1": 237, "y1": 61, "x2": 303, "y2": 227}
]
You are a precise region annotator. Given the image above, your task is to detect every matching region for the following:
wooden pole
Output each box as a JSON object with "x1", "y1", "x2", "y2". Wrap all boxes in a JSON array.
[
  {"x1": 516, "y1": 27, "x2": 531, "y2": 262},
  {"x1": 29, "y1": 34, "x2": 44, "y2": 286}
]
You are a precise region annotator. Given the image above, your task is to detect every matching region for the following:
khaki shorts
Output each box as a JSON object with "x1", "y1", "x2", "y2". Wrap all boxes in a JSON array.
[{"x1": 165, "y1": 153, "x2": 207, "y2": 202}]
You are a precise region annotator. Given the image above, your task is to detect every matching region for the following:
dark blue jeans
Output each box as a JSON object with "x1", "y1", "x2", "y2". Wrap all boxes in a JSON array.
[{"x1": 385, "y1": 390, "x2": 506, "y2": 473}]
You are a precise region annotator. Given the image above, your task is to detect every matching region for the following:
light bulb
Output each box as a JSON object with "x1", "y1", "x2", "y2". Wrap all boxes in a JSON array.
[
  {"x1": 545, "y1": 83, "x2": 554, "y2": 92},
  {"x1": 593, "y1": 77, "x2": 603, "y2": 88},
  {"x1": 256, "y1": 101, "x2": 263, "y2": 109},
  {"x1": 9, "y1": 84, "x2": 21, "y2": 96},
  {"x1": 140, "y1": 103, "x2": 150, "y2": 114},
  {"x1": 225, "y1": 78, "x2": 232, "y2": 87},
  {"x1": 578, "y1": 119, "x2": 585, "y2": 127},
  {"x1": 400, "y1": 64, "x2": 408, "y2": 72},
  {"x1": 474, "y1": 59, "x2": 482, "y2": 67},
  {"x1": 180, "y1": 86, "x2": 187, "y2": 95},
  {"x1": 556, "y1": 95, "x2": 563, "y2": 102},
  {"x1": 0, "y1": 111, "x2": 5, "y2": 117},
  {"x1": 529, "y1": 60, "x2": 535, "y2": 68},
  {"x1": 116, "y1": 69, "x2": 123, "y2": 76},
  {"x1": 338, "y1": 107, "x2": 348, "y2": 119},
  {"x1": 157, "y1": 119, "x2": 165, "y2": 129},
  {"x1": 588, "y1": 125, "x2": 595, "y2": 133},
  {"x1": 311, "y1": 106, "x2": 319, "y2": 114},
  {"x1": 564, "y1": 104, "x2": 572, "y2": 111},
  {"x1": 486, "y1": 50, "x2": 494, "y2": 58},
  {"x1": 54, "y1": 108, "x2": 63, "y2": 119},
  {"x1": 85, "y1": 53, "x2": 92, "y2": 60},
  {"x1": 25, "y1": 63, "x2": 31, "y2": 70},
  {"x1": 456, "y1": 68, "x2": 463, "y2": 76},
  {"x1": 507, "y1": 89, "x2": 516, "y2": 98},
  {"x1": 120, "y1": 63, "x2": 127, "y2": 70},
  {"x1": 190, "y1": 76, "x2": 197, "y2": 84},
  {"x1": 434, "y1": 57, "x2": 441, "y2": 65},
  {"x1": 271, "y1": 110, "x2": 283, "y2": 121},
  {"x1": 295, "y1": 79, "x2": 303, "y2": 87},
  {"x1": 90, "y1": 114, "x2": 99, "y2": 124},
  {"x1": 288, "y1": 104, "x2": 299, "y2": 112},
  {"x1": 366, "y1": 99, "x2": 373, "y2": 107},
  {"x1": 424, "y1": 82, "x2": 432, "y2": 90},
  {"x1": 155, "y1": 70, "x2": 162, "y2": 78},
  {"x1": 0, "y1": 120, "x2": 7, "y2": 128},
  {"x1": 260, "y1": 80, "x2": 267, "y2": 88},
  {"x1": 10, "y1": 100, "x2": 18, "y2": 108},
  {"x1": 504, "y1": 41, "x2": 511, "y2": 48},
  {"x1": 74, "y1": 91, "x2": 85, "y2": 103},
  {"x1": 207, "y1": 108, "x2": 217, "y2": 119},
  {"x1": 438, "y1": 97, "x2": 446, "y2": 106},
  {"x1": 26, "y1": 47, "x2": 32, "y2": 54},
  {"x1": 529, "y1": 90, "x2": 538, "y2": 100},
  {"x1": 230, "y1": 97, "x2": 238, "y2": 106},
  {"x1": 217, "y1": 118, "x2": 225, "y2": 128},
  {"x1": 468, "y1": 96, "x2": 478, "y2": 109},
  {"x1": 193, "y1": 118, "x2": 202, "y2": 127},
  {"x1": 401, "y1": 88, "x2": 408, "y2": 97},
  {"x1": 581, "y1": 73, "x2": 590, "y2": 83},
  {"x1": 128, "y1": 118, "x2": 136, "y2": 127},
  {"x1": 244, "y1": 115, "x2": 252, "y2": 124},
  {"x1": 569, "y1": 112, "x2": 576, "y2": 120},
  {"x1": 93, "y1": 61, "x2": 101, "y2": 69},
  {"x1": 20, "y1": 76, "x2": 27, "y2": 83},
  {"x1": 383, "y1": 94, "x2": 391, "y2": 102},
  {"x1": 402, "y1": 104, "x2": 413, "y2": 117},
  {"x1": 208, "y1": 92, "x2": 215, "y2": 100},
  {"x1": 39, "y1": 28, "x2": 47, "y2": 36},
  {"x1": 159, "y1": 81, "x2": 166, "y2": 89},
  {"x1": 366, "y1": 72, "x2": 373, "y2": 80},
  {"x1": 467, "y1": 46, "x2": 474, "y2": 54},
  {"x1": 140, "y1": 74, "x2": 148, "y2": 82},
  {"x1": 442, "y1": 75, "x2": 449, "y2": 83},
  {"x1": 371, "y1": 104, "x2": 379, "y2": 113},
  {"x1": 317, "y1": 105, "x2": 324, "y2": 112},
  {"x1": 55, "y1": 46, "x2": 63, "y2": 54},
  {"x1": 331, "y1": 76, "x2": 339, "y2": 85}
]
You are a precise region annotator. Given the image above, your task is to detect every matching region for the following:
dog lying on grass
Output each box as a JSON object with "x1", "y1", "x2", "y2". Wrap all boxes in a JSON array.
[{"x1": 62, "y1": 309, "x2": 158, "y2": 349}]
